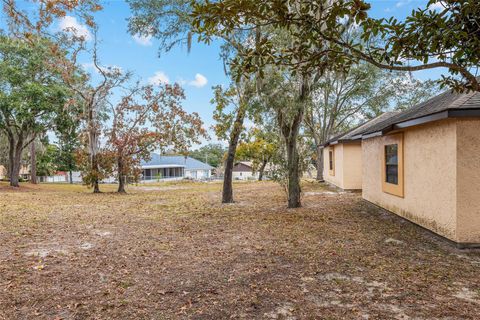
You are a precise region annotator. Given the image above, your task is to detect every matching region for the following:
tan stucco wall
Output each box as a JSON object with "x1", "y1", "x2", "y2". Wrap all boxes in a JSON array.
[
  {"x1": 323, "y1": 142, "x2": 362, "y2": 190},
  {"x1": 362, "y1": 119, "x2": 459, "y2": 241},
  {"x1": 456, "y1": 119, "x2": 480, "y2": 243},
  {"x1": 342, "y1": 143, "x2": 363, "y2": 190},
  {"x1": 324, "y1": 144, "x2": 344, "y2": 188}
]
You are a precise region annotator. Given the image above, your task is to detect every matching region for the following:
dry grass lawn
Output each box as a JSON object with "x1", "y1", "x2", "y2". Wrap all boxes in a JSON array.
[{"x1": 1, "y1": 181, "x2": 480, "y2": 319}]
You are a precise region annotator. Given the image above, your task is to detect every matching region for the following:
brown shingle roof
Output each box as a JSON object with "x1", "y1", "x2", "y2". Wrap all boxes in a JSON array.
[
  {"x1": 361, "y1": 90, "x2": 480, "y2": 136},
  {"x1": 324, "y1": 111, "x2": 400, "y2": 146},
  {"x1": 324, "y1": 89, "x2": 480, "y2": 145}
]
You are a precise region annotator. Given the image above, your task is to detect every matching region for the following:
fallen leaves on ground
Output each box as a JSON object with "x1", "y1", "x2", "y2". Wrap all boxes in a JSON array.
[{"x1": 0, "y1": 181, "x2": 479, "y2": 319}]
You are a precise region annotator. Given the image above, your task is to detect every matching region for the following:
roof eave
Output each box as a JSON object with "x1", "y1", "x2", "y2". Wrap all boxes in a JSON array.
[
  {"x1": 448, "y1": 108, "x2": 480, "y2": 118},
  {"x1": 141, "y1": 164, "x2": 186, "y2": 169},
  {"x1": 350, "y1": 134, "x2": 363, "y2": 140},
  {"x1": 392, "y1": 110, "x2": 449, "y2": 131},
  {"x1": 361, "y1": 130, "x2": 386, "y2": 140},
  {"x1": 361, "y1": 108, "x2": 480, "y2": 140},
  {"x1": 390, "y1": 108, "x2": 480, "y2": 131}
]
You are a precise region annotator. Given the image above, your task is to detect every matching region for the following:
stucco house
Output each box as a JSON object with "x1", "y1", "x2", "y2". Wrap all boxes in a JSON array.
[
  {"x1": 322, "y1": 112, "x2": 398, "y2": 190},
  {"x1": 326, "y1": 89, "x2": 480, "y2": 247},
  {"x1": 141, "y1": 154, "x2": 213, "y2": 181}
]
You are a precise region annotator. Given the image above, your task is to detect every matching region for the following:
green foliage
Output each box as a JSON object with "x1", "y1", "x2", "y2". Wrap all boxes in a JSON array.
[
  {"x1": 0, "y1": 36, "x2": 71, "y2": 139},
  {"x1": 305, "y1": 63, "x2": 440, "y2": 145},
  {"x1": 189, "y1": 143, "x2": 226, "y2": 168},
  {"x1": 191, "y1": 0, "x2": 369, "y2": 77},
  {"x1": 191, "y1": 0, "x2": 480, "y2": 91},
  {"x1": 0, "y1": 36, "x2": 73, "y2": 185},
  {"x1": 211, "y1": 80, "x2": 261, "y2": 141},
  {"x1": 128, "y1": 0, "x2": 256, "y2": 77},
  {"x1": 56, "y1": 131, "x2": 79, "y2": 174},
  {"x1": 36, "y1": 144, "x2": 59, "y2": 177},
  {"x1": 236, "y1": 128, "x2": 278, "y2": 173},
  {"x1": 127, "y1": 0, "x2": 195, "y2": 53},
  {"x1": 362, "y1": 0, "x2": 480, "y2": 91},
  {"x1": 211, "y1": 85, "x2": 237, "y2": 141},
  {"x1": 55, "y1": 99, "x2": 82, "y2": 174},
  {"x1": 0, "y1": 132, "x2": 7, "y2": 169}
]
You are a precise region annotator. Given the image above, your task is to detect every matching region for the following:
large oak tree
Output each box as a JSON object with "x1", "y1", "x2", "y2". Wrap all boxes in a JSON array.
[{"x1": 0, "y1": 36, "x2": 70, "y2": 187}]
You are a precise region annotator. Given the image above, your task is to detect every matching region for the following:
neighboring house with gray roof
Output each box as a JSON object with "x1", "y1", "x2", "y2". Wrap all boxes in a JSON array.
[
  {"x1": 141, "y1": 154, "x2": 213, "y2": 181},
  {"x1": 323, "y1": 89, "x2": 480, "y2": 247}
]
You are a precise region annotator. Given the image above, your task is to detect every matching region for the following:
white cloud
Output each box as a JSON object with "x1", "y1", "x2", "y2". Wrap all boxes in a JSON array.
[
  {"x1": 133, "y1": 34, "x2": 153, "y2": 46},
  {"x1": 59, "y1": 16, "x2": 92, "y2": 41},
  {"x1": 428, "y1": 1, "x2": 446, "y2": 11},
  {"x1": 81, "y1": 62, "x2": 95, "y2": 71},
  {"x1": 176, "y1": 77, "x2": 187, "y2": 86},
  {"x1": 396, "y1": 0, "x2": 412, "y2": 8},
  {"x1": 148, "y1": 71, "x2": 170, "y2": 85},
  {"x1": 189, "y1": 73, "x2": 208, "y2": 88}
]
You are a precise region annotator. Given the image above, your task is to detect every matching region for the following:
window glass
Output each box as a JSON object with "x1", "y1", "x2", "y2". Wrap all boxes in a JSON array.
[
  {"x1": 385, "y1": 144, "x2": 398, "y2": 185},
  {"x1": 329, "y1": 151, "x2": 333, "y2": 170}
]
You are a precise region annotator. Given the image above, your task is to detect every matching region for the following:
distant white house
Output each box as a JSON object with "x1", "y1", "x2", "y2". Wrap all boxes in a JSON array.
[
  {"x1": 232, "y1": 161, "x2": 259, "y2": 180},
  {"x1": 38, "y1": 171, "x2": 83, "y2": 183},
  {"x1": 141, "y1": 154, "x2": 213, "y2": 182}
]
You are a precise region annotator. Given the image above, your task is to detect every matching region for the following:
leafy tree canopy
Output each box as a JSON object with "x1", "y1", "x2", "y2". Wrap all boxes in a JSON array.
[
  {"x1": 191, "y1": 0, "x2": 480, "y2": 91},
  {"x1": 0, "y1": 36, "x2": 71, "y2": 138},
  {"x1": 36, "y1": 144, "x2": 59, "y2": 177},
  {"x1": 236, "y1": 128, "x2": 278, "y2": 176},
  {"x1": 0, "y1": 35, "x2": 73, "y2": 186},
  {"x1": 189, "y1": 143, "x2": 226, "y2": 168}
]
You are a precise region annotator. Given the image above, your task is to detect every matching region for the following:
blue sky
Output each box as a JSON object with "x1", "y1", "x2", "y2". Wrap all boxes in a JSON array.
[{"x1": 2, "y1": 0, "x2": 445, "y2": 147}]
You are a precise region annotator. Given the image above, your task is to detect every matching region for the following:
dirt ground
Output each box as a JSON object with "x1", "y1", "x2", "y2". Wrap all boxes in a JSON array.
[{"x1": 1, "y1": 181, "x2": 480, "y2": 319}]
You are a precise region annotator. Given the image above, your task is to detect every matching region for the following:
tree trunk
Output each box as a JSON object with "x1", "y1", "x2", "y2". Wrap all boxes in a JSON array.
[
  {"x1": 222, "y1": 150, "x2": 235, "y2": 203},
  {"x1": 279, "y1": 76, "x2": 309, "y2": 208},
  {"x1": 30, "y1": 141, "x2": 37, "y2": 184},
  {"x1": 258, "y1": 159, "x2": 268, "y2": 181},
  {"x1": 222, "y1": 103, "x2": 247, "y2": 203},
  {"x1": 8, "y1": 137, "x2": 14, "y2": 185},
  {"x1": 87, "y1": 103, "x2": 101, "y2": 193},
  {"x1": 285, "y1": 133, "x2": 301, "y2": 208},
  {"x1": 69, "y1": 170, "x2": 73, "y2": 184},
  {"x1": 91, "y1": 153, "x2": 101, "y2": 193},
  {"x1": 93, "y1": 179, "x2": 100, "y2": 193},
  {"x1": 9, "y1": 137, "x2": 23, "y2": 188},
  {"x1": 316, "y1": 145, "x2": 324, "y2": 182},
  {"x1": 117, "y1": 158, "x2": 126, "y2": 193}
]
